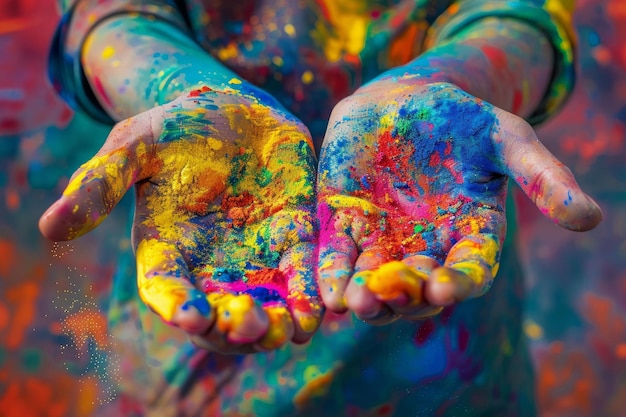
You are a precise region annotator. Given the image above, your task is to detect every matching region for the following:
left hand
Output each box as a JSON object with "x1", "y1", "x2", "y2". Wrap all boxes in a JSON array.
[{"x1": 317, "y1": 79, "x2": 602, "y2": 325}]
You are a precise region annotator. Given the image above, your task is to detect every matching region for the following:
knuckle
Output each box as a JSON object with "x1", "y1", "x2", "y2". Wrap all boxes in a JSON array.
[
  {"x1": 323, "y1": 292, "x2": 346, "y2": 313},
  {"x1": 505, "y1": 115, "x2": 536, "y2": 139}
]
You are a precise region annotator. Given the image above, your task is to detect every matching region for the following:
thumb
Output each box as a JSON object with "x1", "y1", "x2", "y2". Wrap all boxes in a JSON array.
[
  {"x1": 494, "y1": 110, "x2": 602, "y2": 231},
  {"x1": 39, "y1": 111, "x2": 160, "y2": 241}
]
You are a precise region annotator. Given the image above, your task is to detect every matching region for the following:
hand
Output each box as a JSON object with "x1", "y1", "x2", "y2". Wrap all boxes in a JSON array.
[
  {"x1": 39, "y1": 86, "x2": 322, "y2": 353},
  {"x1": 317, "y1": 80, "x2": 602, "y2": 325}
]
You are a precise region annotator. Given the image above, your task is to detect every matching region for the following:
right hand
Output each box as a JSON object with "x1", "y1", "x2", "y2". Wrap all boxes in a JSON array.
[{"x1": 39, "y1": 85, "x2": 323, "y2": 354}]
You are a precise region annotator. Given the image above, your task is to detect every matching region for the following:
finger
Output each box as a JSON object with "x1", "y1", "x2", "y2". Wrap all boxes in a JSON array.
[
  {"x1": 197, "y1": 296, "x2": 292, "y2": 353},
  {"x1": 393, "y1": 254, "x2": 444, "y2": 319},
  {"x1": 351, "y1": 257, "x2": 430, "y2": 322},
  {"x1": 345, "y1": 249, "x2": 396, "y2": 325},
  {"x1": 425, "y1": 234, "x2": 501, "y2": 306},
  {"x1": 189, "y1": 293, "x2": 270, "y2": 354},
  {"x1": 212, "y1": 293, "x2": 270, "y2": 344},
  {"x1": 345, "y1": 273, "x2": 396, "y2": 326},
  {"x1": 317, "y1": 202, "x2": 359, "y2": 313},
  {"x1": 190, "y1": 306, "x2": 292, "y2": 354},
  {"x1": 282, "y1": 243, "x2": 324, "y2": 344},
  {"x1": 39, "y1": 115, "x2": 158, "y2": 241},
  {"x1": 192, "y1": 266, "x2": 280, "y2": 348},
  {"x1": 316, "y1": 99, "x2": 378, "y2": 311},
  {"x1": 135, "y1": 238, "x2": 214, "y2": 335},
  {"x1": 193, "y1": 264, "x2": 295, "y2": 351},
  {"x1": 256, "y1": 305, "x2": 294, "y2": 351},
  {"x1": 493, "y1": 110, "x2": 602, "y2": 231}
]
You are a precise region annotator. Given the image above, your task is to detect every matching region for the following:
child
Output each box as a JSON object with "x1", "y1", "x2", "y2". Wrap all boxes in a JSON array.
[{"x1": 41, "y1": 0, "x2": 602, "y2": 415}]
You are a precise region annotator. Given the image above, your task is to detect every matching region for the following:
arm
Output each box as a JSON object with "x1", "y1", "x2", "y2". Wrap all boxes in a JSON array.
[
  {"x1": 379, "y1": 0, "x2": 577, "y2": 124},
  {"x1": 44, "y1": 0, "x2": 322, "y2": 353},
  {"x1": 50, "y1": 0, "x2": 271, "y2": 122},
  {"x1": 316, "y1": 0, "x2": 600, "y2": 320},
  {"x1": 406, "y1": 17, "x2": 553, "y2": 119},
  {"x1": 81, "y1": 14, "x2": 241, "y2": 119}
]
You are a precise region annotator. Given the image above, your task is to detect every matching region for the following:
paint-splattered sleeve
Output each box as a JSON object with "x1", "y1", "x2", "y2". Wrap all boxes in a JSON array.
[
  {"x1": 424, "y1": 0, "x2": 576, "y2": 125},
  {"x1": 49, "y1": 0, "x2": 191, "y2": 124}
]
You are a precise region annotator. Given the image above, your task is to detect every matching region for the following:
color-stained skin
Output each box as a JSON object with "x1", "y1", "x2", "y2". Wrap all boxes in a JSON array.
[
  {"x1": 24, "y1": 0, "x2": 612, "y2": 415},
  {"x1": 317, "y1": 78, "x2": 601, "y2": 325},
  {"x1": 3, "y1": 0, "x2": 626, "y2": 415},
  {"x1": 39, "y1": 85, "x2": 323, "y2": 354},
  {"x1": 39, "y1": 0, "x2": 603, "y2": 358}
]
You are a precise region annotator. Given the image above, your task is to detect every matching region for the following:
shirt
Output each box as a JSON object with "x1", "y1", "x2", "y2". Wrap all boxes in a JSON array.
[{"x1": 48, "y1": 1, "x2": 576, "y2": 415}]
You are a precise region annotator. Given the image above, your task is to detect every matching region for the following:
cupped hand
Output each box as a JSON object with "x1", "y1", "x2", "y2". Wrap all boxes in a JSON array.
[
  {"x1": 39, "y1": 86, "x2": 322, "y2": 353},
  {"x1": 317, "y1": 80, "x2": 602, "y2": 325}
]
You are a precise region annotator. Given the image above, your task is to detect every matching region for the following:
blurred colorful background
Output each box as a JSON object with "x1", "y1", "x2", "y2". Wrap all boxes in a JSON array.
[{"x1": 1, "y1": 0, "x2": 625, "y2": 416}]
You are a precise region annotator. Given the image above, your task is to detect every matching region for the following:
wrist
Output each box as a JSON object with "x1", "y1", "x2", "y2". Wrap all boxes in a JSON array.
[
  {"x1": 81, "y1": 15, "x2": 269, "y2": 120},
  {"x1": 354, "y1": 65, "x2": 457, "y2": 102},
  {"x1": 178, "y1": 81, "x2": 286, "y2": 113},
  {"x1": 365, "y1": 18, "x2": 553, "y2": 119}
]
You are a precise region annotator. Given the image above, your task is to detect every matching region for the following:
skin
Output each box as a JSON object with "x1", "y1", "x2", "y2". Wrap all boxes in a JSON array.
[
  {"x1": 317, "y1": 18, "x2": 603, "y2": 324},
  {"x1": 40, "y1": 85, "x2": 323, "y2": 354},
  {"x1": 40, "y1": 3, "x2": 602, "y2": 352},
  {"x1": 318, "y1": 79, "x2": 602, "y2": 325}
]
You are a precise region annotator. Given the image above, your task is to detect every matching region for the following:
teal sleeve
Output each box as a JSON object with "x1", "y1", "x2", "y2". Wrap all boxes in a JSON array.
[
  {"x1": 424, "y1": 0, "x2": 577, "y2": 125},
  {"x1": 48, "y1": 0, "x2": 192, "y2": 124}
]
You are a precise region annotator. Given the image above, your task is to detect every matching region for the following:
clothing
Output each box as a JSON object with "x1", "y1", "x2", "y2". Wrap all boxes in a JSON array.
[
  {"x1": 51, "y1": 0, "x2": 575, "y2": 131},
  {"x1": 48, "y1": 1, "x2": 577, "y2": 415}
]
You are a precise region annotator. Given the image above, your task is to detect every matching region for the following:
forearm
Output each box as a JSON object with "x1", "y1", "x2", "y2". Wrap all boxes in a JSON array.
[
  {"x1": 392, "y1": 17, "x2": 554, "y2": 119},
  {"x1": 82, "y1": 14, "x2": 242, "y2": 120}
]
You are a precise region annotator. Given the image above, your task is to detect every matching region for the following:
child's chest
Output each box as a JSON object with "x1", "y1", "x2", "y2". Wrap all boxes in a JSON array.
[
  {"x1": 184, "y1": 0, "x2": 450, "y2": 134},
  {"x1": 188, "y1": 0, "x2": 420, "y2": 60}
]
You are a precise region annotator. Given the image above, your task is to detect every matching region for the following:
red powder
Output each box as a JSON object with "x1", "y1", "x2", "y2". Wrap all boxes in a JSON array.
[
  {"x1": 222, "y1": 192, "x2": 255, "y2": 226},
  {"x1": 442, "y1": 158, "x2": 463, "y2": 184},
  {"x1": 246, "y1": 268, "x2": 286, "y2": 287},
  {"x1": 429, "y1": 151, "x2": 441, "y2": 167},
  {"x1": 228, "y1": 207, "x2": 247, "y2": 228},
  {"x1": 188, "y1": 86, "x2": 213, "y2": 97},
  {"x1": 222, "y1": 192, "x2": 254, "y2": 211},
  {"x1": 290, "y1": 295, "x2": 314, "y2": 314},
  {"x1": 181, "y1": 166, "x2": 224, "y2": 215}
]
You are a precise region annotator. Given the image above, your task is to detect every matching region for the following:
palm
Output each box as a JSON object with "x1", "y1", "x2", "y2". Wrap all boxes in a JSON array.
[
  {"x1": 317, "y1": 82, "x2": 600, "y2": 322},
  {"x1": 41, "y1": 87, "x2": 322, "y2": 352},
  {"x1": 324, "y1": 97, "x2": 505, "y2": 262}
]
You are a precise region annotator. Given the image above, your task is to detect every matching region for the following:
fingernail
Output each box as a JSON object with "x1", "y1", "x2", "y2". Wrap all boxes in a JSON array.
[
  {"x1": 41, "y1": 198, "x2": 62, "y2": 218},
  {"x1": 585, "y1": 194, "x2": 602, "y2": 211}
]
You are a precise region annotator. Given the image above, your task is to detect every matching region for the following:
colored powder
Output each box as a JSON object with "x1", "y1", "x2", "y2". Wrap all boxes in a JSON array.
[
  {"x1": 134, "y1": 88, "x2": 318, "y2": 326},
  {"x1": 212, "y1": 268, "x2": 245, "y2": 283}
]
